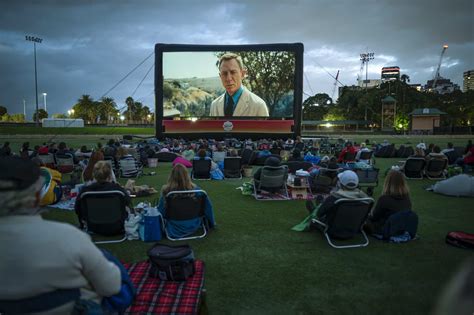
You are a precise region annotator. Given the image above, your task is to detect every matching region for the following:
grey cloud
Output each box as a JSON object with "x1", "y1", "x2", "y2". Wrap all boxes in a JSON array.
[{"x1": 0, "y1": 0, "x2": 472, "y2": 115}]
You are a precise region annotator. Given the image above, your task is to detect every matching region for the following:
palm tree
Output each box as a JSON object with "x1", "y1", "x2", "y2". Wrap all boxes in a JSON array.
[
  {"x1": 73, "y1": 95, "x2": 95, "y2": 123},
  {"x1": 99, "y1": 97, "x2": 118, "y2": 123},
  {"x1": 125, "y1": 97, "x2": 134, "y2": 122}
]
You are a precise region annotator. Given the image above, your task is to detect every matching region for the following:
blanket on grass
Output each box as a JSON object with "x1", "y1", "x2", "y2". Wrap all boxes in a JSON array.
[{"x1": 124, "y1": 260, "x2": 205, "y2": 315}]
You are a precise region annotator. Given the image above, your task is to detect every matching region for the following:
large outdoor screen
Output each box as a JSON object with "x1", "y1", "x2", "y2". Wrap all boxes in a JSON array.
[{"x1": 155, "y1": 43, "x2": 303, "y2": 139}]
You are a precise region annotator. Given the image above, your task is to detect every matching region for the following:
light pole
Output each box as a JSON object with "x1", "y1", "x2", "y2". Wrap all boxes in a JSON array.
[
  {"x1": 42, "y1": 93, "x2": 47, "y2": 112},
  {"x1": 360, "y1": 51, "x2": 374, "y2": 121},
  {"x1": 25, "y1": 35, "x2": 43, "y2": 127}
]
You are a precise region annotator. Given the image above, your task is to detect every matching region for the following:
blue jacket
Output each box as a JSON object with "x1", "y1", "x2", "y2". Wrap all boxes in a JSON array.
[{"x1": 157, "y1": 189, "x2": 216, "y2": 238}]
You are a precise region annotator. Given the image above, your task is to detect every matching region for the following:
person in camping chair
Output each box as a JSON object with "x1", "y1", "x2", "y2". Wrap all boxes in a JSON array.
[
  {"x1": 307, "y1": 170, "x2": 367, "y2": 224},
  {"x1": 0, "y1": 157, "x2": 121, "y2": 314},
  {"x1": 75, "y1": 161, "x2": 131, "y2": 230},
  {"x1": 253, "y1": 156, "x2": 286, "y2": 193},
  {"x1": 158, "y1": 163, "x2": 215, "y2": 238}
]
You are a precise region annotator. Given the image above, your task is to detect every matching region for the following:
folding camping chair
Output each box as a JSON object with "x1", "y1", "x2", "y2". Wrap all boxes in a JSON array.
[
  {"x1": 354, "y1": 168, "x2": 379, "y2": 196},
  {"x1": 55, "y1": 153, "x2": 75, "y2": 174},
  {"x1": 79, "y1": 190, "x2": 128, "y2": 244},
  {"x1": 118, "y1": 156, "x2": 142, "y2": 178},
  {"x1": 155, "y1": 151, "x2": 179, "y2": 162},
  {"x1": 38, "y1": 153, "x2": 56, "y2": 169},
  {"x1": 358, "y1": 150, "x2": 374, "y2": 165},
  {"x1": 162, "y1": 190, "x2": 209, "y2": 241},
  {"x1": 311, "y1": 197, "x2": 374, "y2": 249},
  {"x1": 402, "y1": 157, "x2": 426, "y2": 179},
  {"x1": 425, "y1": 158, "x2": 448, "y2": 180},
  {"x1": 223, "y1": 157, "x2": 242, "y2": 179},
  {"x1": 192, "y1": 159, "x2": 212, "y2": 180},
  {"x1": 253, "y1": 165, "x2": 289, "y2": 200}
]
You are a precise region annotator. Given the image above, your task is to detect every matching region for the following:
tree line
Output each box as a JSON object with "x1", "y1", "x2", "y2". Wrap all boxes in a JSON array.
[
  {"x1": 303, "y1": 79, "x2": 474, "y2": 130},
  {"x1": 0, "y1": 95, "x2": 154, "y2": 124}
]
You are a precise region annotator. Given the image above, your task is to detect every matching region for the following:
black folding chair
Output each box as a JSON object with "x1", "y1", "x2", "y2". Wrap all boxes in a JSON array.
[
  {"x1": 253, "y1": 165, "x2": 289, "y2": 200},
  {"x1": 284, "y1": 161, "x2": 313, "y2": 174},
  {"x1": 192, "y1": 159, "x2": 212, "y2": 180},
  {"x1": 312, "y1": 197, "x2": 374, "y2": 249},
  {"x1": 425, "y1": 158, "x2": 448, "y2": 180},
  {"x1": 79, "y1": 190, "x2": 128, "y2": 244},
  {"x1": 403, "y1": 157, "x2": 426, "y2": 179},
  {"x1": 163, "y1": 190, "x2": 208, "y2": 241},
  {"x1": 223, "y1": 157, "x2": 242, "y2": 179},
  {"x1": 155, "y1": 151, "x2": 179, "y2": 162}
]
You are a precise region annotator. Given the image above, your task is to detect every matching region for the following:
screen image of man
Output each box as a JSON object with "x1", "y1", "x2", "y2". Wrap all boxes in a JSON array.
[{"x1": 210, "y1": 53, "x2": 269, "y2": 117}]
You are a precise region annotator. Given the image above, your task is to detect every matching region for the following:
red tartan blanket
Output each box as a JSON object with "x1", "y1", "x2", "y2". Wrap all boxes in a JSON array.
[{"x1": 124, "y1": 260, "x2": 205, "y2": 315}]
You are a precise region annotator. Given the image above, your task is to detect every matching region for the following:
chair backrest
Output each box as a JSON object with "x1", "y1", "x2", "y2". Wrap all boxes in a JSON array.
[
  {"x1": 38, "y1": 153, "x2": 55, "y2": 168},
  {"x1": 403, "y1": 158, "x2": 426, "y2": 178},
  {"x1": 119, "y1": 156, "x2": 141, "y2": 177},
  {"x1": 355, "y1": 168, "x2": 379, "y2": 184},
  {"x1": 426, "y1": 158, "x2": 448, "y2": 173},
  {"x1": 223, "y1": 157, "x2": 242, "y2": 178},
  {"x1": 192, "y1": 159, "x2": 212, "y2": 179},
  {"x1": 310, "y1": 174, "x2": 334, "y2": 193},
  {"x1": 326, "y1": 198, "x2": 374, "y2": 239},
  {"x1": 358, "y1": 150, "x2": 373, "y2": 160},
  {"x1": 55, "y1": 154, "x2": 75, "y2": 174},
  {"x1": 284, "y1": 161, "x2": 313, "y2": 174},
  {"x1": 165, "y1": 190, "x2": 206, "y2": 221},
  {"x1": 156, "y1": 151, "x2": 179, "y2": 162},
  {"x1": 80, "y1": 190, "x2": 127, "y2": 236},
  {"x1": 343, "y1": 151, "x2": 356, "y2": 162},
  {"x1": 258, "y1": 165, "x2": 288, "y2": 189}
]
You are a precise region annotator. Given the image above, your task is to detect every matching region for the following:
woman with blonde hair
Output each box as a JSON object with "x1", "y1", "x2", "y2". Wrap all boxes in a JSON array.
[
  {"x1": 365, "y1": 170, "x2": 412, "y2": 234},
  {"x1": 161, "y1": 163, "x2": 196, "y2": 196},
  {"x1": 157, "y1": 163, "x2": 215, "y2": 238}
]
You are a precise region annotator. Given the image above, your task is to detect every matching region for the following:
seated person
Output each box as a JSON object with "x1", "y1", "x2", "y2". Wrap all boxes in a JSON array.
[
  {"x1": 0, "y1": 141, "x2": 12, "y2": 157},
  {"x1": 337, "y1": 142, "x2": 357, "y2": 163},
  {"x1": 0, "y1": 157, "x2": 121, "y2": 313},
  {"x1": 253, "y1": 156, "x2": 287, "y2": 192},
  {"x1": 75, "y1": 161, "x2": 131, "y2": 230},
  {"x1": 365, "y1": 170, "x2": 412, "y2": 234},
  {"x1": 456, "y1": 145, "x2": 474, "y2": 170},
  {"x1": 426, "y1": 145, "x2": 448, "y2": 162},
  {"x1": 194, "y1": 149, "x2": 224, "y2": 179},
  {"x1": 157, "y1": 164, "x2": 215, "y2": 237},
  {"x1": 313, "y1": 170, "x2": 367, "y2": 224},
  {"x1": 288, "y1": 149, "x2": 304, "y2": 162},
  {"x1": 355, "y1": 142, "x2": 371, "y2": 163},
  {"x1": 82, "y1": 149, "x2": 106, "y2": 183}
]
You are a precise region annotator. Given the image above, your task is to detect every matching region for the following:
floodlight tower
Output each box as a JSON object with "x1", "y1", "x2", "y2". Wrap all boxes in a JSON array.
[
  {"x1": 360, "y1": 51, "x2": 375, "y2": 90},
  {"x1": 25, "y1": 35, "x2": 43, "y2": 126}
]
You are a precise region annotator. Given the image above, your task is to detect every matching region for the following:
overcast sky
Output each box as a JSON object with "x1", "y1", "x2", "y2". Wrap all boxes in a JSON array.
[{"x1": 1, "y1": 0, "x2": 472, "y2": 118}]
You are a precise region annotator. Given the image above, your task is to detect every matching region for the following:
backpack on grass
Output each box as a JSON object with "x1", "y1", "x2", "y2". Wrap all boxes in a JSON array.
[
  {"x1": 147, "y1": 243, "x2": 195, "y2": 281},
  {"x1": 446, "y1": 231, "x2": 474, "y2": 250}
]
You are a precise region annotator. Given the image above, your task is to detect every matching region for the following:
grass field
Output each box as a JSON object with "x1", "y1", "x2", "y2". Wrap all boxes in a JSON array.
[{"x1": 2, "y1": 130, "x2": 473, "y2": 314}]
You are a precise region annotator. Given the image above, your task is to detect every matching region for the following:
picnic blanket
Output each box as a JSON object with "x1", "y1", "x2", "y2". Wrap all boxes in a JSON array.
[
  {"x1": 124, "y1": 260, "x2": 205, "y2": 315},
  {"x1": 46, "y1": 197, "x2": 76, "y2": 211}
]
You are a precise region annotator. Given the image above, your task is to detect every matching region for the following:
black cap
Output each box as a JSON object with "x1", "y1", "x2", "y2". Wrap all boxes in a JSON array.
[{"x1": 0, "y1": 157, "x2": 40, "y2": 191}]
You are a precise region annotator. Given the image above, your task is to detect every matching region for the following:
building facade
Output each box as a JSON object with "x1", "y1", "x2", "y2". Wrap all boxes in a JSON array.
[
  {"x1": 381, "y1": 66, "x2": 400, "y2": 82},
  {"x1": 463, "y1": 70, "x2": 474, "y2": 92}
]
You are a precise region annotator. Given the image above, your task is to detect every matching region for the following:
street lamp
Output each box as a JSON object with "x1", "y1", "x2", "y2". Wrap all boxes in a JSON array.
[
  {"x1": 42, "y1": 93, "x2": 47, "y2": 112},
  {"x1": 25, "y1": 35, "x2": 43, "y2": 127}
]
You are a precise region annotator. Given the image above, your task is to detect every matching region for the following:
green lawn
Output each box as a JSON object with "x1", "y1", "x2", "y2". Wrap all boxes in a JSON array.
[{"x1": 2, "y1": 133, "x2": 473, "y2": 314}]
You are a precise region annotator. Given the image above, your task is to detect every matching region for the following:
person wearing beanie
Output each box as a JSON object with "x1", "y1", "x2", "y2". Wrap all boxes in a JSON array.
[{"x1": 0, "y1": 157, "x2": 121, "y2": 314}]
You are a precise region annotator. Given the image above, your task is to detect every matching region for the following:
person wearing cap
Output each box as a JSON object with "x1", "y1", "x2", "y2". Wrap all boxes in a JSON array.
[
  {"x1": 312, "y1": 170, "x2": 367, "y2": 223},
  {"x1": 0, "y1": 157, "x2": 121, "y2": 314}
]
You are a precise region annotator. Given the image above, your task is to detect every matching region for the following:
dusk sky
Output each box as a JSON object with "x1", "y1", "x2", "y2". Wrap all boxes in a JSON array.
[{"x1": 1, "y1": 0, "x2": 472, "y2": 118}]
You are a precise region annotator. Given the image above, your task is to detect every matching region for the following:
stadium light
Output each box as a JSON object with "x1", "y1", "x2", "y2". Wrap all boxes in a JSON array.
[{"x1": 25, "y1": 35, "x2": 43, "y2": 127}]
